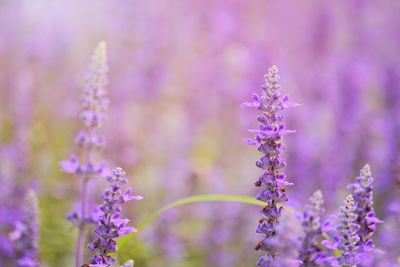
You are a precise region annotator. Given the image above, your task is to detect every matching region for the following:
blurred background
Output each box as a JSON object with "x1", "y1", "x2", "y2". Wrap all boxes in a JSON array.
[{"x1": 1, "y1": 0, "x2": 400, "y2": 266}]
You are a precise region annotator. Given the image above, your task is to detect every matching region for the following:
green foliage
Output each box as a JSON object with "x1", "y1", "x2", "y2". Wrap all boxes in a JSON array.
[{"x1": 40, "y1": 194, "x2": 75, "y2": 266}]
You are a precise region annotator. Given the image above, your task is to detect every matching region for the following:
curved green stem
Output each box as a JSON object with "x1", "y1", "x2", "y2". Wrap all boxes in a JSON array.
[{"x1": 117, "y1": 194, "x2": 265, "y2": 250}]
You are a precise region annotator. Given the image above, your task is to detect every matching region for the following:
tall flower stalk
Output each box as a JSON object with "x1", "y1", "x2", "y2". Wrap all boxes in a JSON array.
[
  {"x1": 337, "y1": 194, "x2": 360, "y2": 266},
  {"x1": 323, "y1": 194, "x2": 361, "y2": 266},
  {"x1": 323, "y1": 165, "x2": 383, "y2": 265},
  {"x1": 298, "y1": 190, "x2": 328, "y2": 266},
  {"x1": 60, "y1": 41, "x2": 109, "y2": 267},
  {"x1": 349, "y1": 164, "x2": 382, "y2": 257},
  {"x1": 85, "y1": 167, "x2": 142, "y2": 267},
  {"x1": 243, "y1": 65, "x2": 298, "y2": 266},
  {"x1": 10, "y1": 190, "x2": 40, "y2": 267}
]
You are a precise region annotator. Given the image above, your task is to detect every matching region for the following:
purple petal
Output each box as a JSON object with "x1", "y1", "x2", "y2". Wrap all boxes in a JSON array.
[{"x1": 60, "y1": 155, "x2": 80, "y2": 174}]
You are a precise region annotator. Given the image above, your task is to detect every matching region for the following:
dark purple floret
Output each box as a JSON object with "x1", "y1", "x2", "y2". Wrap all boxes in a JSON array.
[
  {"x1": 86, "y1": 167, "x2": 142, "y2": 267},
  {"x1": 244, "y1": 65, "x2": 299, "y2": 266}
]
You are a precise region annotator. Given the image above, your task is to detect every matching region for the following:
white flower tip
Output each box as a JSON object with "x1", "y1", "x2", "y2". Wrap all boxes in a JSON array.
[
  {"x1": 96, "y1": 41, "x2": 107, "y2": 55},
  {"x1": 269, "y1": 65, "x2": 279, "y2": 73},
  {"x1": 313, "y1": 190, "x2": 323, "y2": 198},
  {"x1": 361, "y1": 164, "x2": 371, "y2": 177},
  {"x1": 92, "y1": 41, "x2": 108, "y2": 69}
]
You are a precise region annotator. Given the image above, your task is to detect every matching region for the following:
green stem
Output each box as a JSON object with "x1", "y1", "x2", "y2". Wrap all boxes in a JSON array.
[{"x1": 117, "y1": 194, "x2": 265, "y2": 250}]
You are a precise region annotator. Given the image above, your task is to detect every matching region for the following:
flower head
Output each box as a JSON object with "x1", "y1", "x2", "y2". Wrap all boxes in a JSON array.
[
  {"x1": 86, "y1": 167, "x2": 142, "y2": 267},
  {"x1": 337, "y1": 194, "x2": 360, "y2": 266},
  {"x1": 60, "y1": 41, "x2": 109, "y2": 178},
  {"x1": 79, "y1": 41, "x2": 109, "y2": 147},
  {"x1": 348, "y1": 164, "x2": 382, "y2": 257},
  {"x1": 60, "y1": 42, "x2": 110, "y2": 232},
  {"x1": 81, "y1": 41, "x2": 109, "y2": 126},
  {"x1": 244, "y1": 65, "x2": 298, "y2": 266},
  {"x1": 298, "y1": 190, "x2": 329, "y2": 266}
]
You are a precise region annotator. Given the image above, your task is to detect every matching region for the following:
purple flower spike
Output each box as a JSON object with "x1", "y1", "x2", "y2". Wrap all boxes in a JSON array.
[
  {"x1": 60, "y1": 41, "x2": 109, "y2": 179},
  {"x1": 86, "y1": 167, "x2": 142, "y2": 267},
  {"x1": 244, "y1": 65, "x2": 298, "y2": 266},
  {"x1": 337, "y1": 194, "x2": 360, "y2": 266},
  {"x1": 298, "y1": 190, "x2": 329, "y2": 266},
  {"x1": 81, "y1": 41, "x2": 109, "y2": 132},
  {"x1": 9, "y1": 191, "x2": 40, "y2": 267},
  {"x1": 349, "y1": 164, "x2": 382, "y2": 257},
  {"x1": 60, "y1": 41, "x2": 110, "y2": 267}
]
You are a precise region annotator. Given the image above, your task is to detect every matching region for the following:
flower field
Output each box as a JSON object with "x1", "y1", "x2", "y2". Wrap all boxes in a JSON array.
[{"x1": 0, "y1": 1, "x2": 399, "y2": 266}]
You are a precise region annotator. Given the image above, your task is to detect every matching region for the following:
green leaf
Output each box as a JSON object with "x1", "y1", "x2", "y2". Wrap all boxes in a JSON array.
[
  {"x1": 117, "y1": 194, "x2": 265, "y2": 250},
  {"x1": 321, "y1": 232, "x2": 341, "y2": 257}
]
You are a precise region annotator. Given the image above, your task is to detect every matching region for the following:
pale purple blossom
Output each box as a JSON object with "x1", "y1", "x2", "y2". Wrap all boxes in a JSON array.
[
  {"x1": 60, "y1": 41, "x2": 110, "y2": 267},
  {"x1": 9, "y1": 191, "x2": 40, "y2": 267},
  {"x1": 348, "y1": 164, "x2": 383, "y2": 262},
  {"x1": 323, "y1": 194, "x2": 360, "y2": 266},
  {"x1": 298, "y1": 190, "x2": 329, "y2": 266}
]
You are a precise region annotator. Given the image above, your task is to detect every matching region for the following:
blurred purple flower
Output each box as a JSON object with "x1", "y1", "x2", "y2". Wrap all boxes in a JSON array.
[
  {"x1": 61, "y1": 155, "x2": 108, "y2": 176},
  {"x1": 337, "y1": 194, "x2": 361, "y2": 266},
  {"x1": 60, "y1": 154, "x2": 80, "y2": 174},
  {"x1": 244, "y1": 65, "x2": 298, "y2": 266},
  {"x1": 324, "y1": 194, "x2": 360, "y2": 266},
  {"x1": 9, "y1": 190, "x2": 39, "y2": 267},
  {"x1": 298, "y1": 190, "x2": 330, "y2": 266},
  {"x1": 348, "y1": 164, "x2": 383, "y2": 262},
  {"x1": 86, "y1": 167, "x2": 142, "y2": 267},
  {"x1": 59, "y1": 41, "x2": 110, "y2": 267},
  {"x1": 60, "y1": 40, "x2": 109, "y2": 178}
]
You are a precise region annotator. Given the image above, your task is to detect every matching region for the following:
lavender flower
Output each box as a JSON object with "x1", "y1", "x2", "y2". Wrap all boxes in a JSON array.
[
  {"x1": 298, "y1": 190, "x2": 328, "y2": 266},
  {"x1": 9, "y1": 190, "x2": 40, "y2": 267},
  {"x1": 268, "y1": 210, "x2": 302, "y2": 266},
  {"x1": 337, "y1": 194, "x2": 360, "y2": 266},
  {"x1": 244, "y1": 65, "x2": 298, "y2": 266},
  {"x1": 60, "y1": 41, "x2": 109, "y2": 267},
  {"x1": 349, "y1": 164, "x2": 382, "y2": 255},
  {"x1": 322, "y1": 166, "x2": 382, "y2": 266},
  {"x1": 60, "y1": 40, "x2": 109, "y2": 178},
  {"x1": 86, "y1": 167, "x2": 142, "y2": 267}
]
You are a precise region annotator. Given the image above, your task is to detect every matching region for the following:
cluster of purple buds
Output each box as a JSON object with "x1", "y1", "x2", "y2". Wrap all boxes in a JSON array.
[
  {"x1": 348, "y1": 164, "x2": 382, "y2": 253},
  {"x1": 78, "y1": 40, "x2": 109, "y2": 150},
  {"x1": 60, "y1": 40, "x2": 109, "y2": 180},
  {"x1": 9, "y1": 190, "x2": 40, "y2": 267},
  {"x1": 85, "y1": 167, "x2": 142, "y2": 267},
  {"x1": 320, "y1": 165, "x2": 382, "y2": 266},
  {"x1": 243, "y1": 65, "x2": 299, "y2": 266},
  {"x1": 298, "y1": 190, "x2": 329, "y2": 266},
  {"x1": 323, "y1": 194, "x2": 360, "y2": 267},
  {"x1": 336, "y1": 194, "x2": 361, "y2": 266}
]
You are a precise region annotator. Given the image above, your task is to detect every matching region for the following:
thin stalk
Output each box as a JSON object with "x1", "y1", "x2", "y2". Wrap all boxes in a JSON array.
[
  {"x1": 75, "y1": 177, "x2": 89, "y2": 267},
  {"x1": 76, "y1": 144, "x2": 93, "y2": 267}
]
